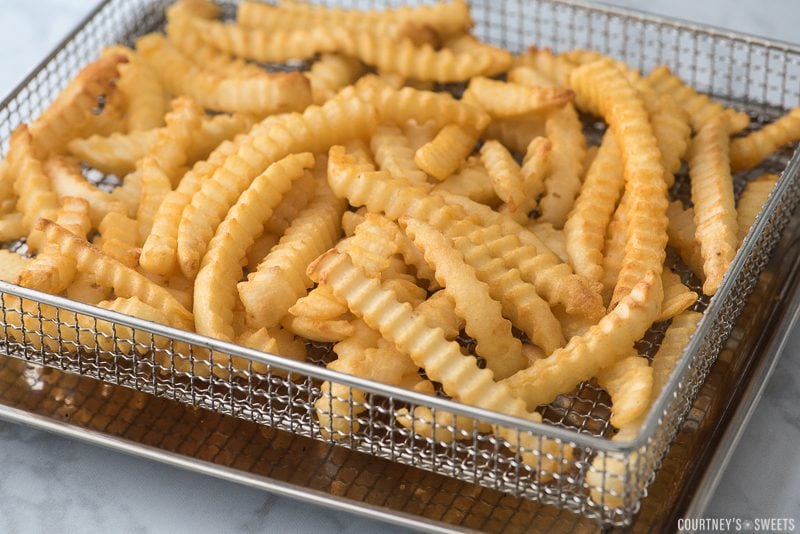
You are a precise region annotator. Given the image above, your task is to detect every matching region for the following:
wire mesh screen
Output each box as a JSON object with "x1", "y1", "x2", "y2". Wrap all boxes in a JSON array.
[{"x1": 0, "y1": 0, "x2": 799, "y2": 527}]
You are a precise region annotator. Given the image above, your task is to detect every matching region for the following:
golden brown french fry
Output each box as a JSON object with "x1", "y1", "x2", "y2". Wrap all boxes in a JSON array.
[
  {"x1": 370, "y1": 123, "x2": 429, "y2": 184},
  {"x1": 483, "y1": 117, "x2": 546, "y2": 154},
  {"x1": 432, "y1": 156, "x2": 498, "y2": 206},
  {"x1": 737, "y1": 173, "x2": 779, "y2": 245},
  {"x1": 414, "y1": 124, "x2": 478, "y2": 182},
  {"x1": 688, "y1": 114, "x2": 737, "y2": 295},
  {"x1": 106, "y1": 46, "x2": 167, "y2": 132},
  {"x1": 463, "y1": 77, "x2": 573, "y2": 119},
  {"x1": 96, "y1": 211, "x2": 140, "y2": 268},
  {"x1": 528, "y1": 222, "x2": 568, "y2": 265},
  {"x1": 479, "y1": 140, "x2": 529, "y2": 218},
  {"x1": 596, "y1": 353, "x2": 653, "y2": 428},
  {"x1": 658, "y1": 269, "x2": 698, "y2": 322},
  {"x1": 0, "y1": 250, "x2": 30, "y2": 282},
  {"x1": 730, "y1": 108, "x2": 800, "y2": 171},
  {"x1": 45, "y1": 156, "x2": 125, "y2": 227},
  {"x1": 307, "y1": 54, "x2": 366, "y2": 105}
]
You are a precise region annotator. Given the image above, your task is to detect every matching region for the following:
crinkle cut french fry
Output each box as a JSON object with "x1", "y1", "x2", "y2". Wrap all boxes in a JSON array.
[
  {"x1": 145, "y1": 96, "x2": 205, "y2": 186},
  {"x1": 136, "y1": 33, "x2": 312, "y2": 116},
  {"x1": 177, "y1": 94, "x2": 377, "y2": 280},
  {"x1": 688, "y1": 114, "x2": 738, "y2": 296},
  {"x1": 501, "y1": 271, "x2": 662, "y2": 410},
  {"x1": 67, "y1": 113, "x2": 254, "y2": 178},
  {"x1": 353, "y1": 76, "x2": 490, "y2": 131},
  {"x1": 587, "y1": 310, "x2": 701, "y2": 507},
  {"x1": 600, "y1": 194, "x2": 627, "y2": 306},
  {"x1": 537, "y1": 103, "x2": 586, "y2": 228},
  {"x1": 28, "y1": 53, "x2": 126, "y2": 157},
  {"x1": 596, "y1": 353, "x2": 653, "y2": 428},
  {"x1": 648, "y1": 92, "x2": 691, "y2": 187},
  {"x1": 7, "y1": 126, "x2": 59, "y2": 252},
  {"x1": 666, "y1": 201, "x2": 705, "y2": 280},
  {"x1": 432, "y1": 156, "x2": 499, "y2": 207},
  {"x1": 569, "y1": 59, "x2": 668, "y2": 307},
  {"x1": 289, "y1": 283, "x2": 348, "y2": 321},
  {"x1": 519, "y1": 136, "x2": 551, "y2": 208},
  {"x1": 282, "y1": 315, "x2": 355, "y2": 343},
  {"x1": 307, "y1": 54, "x2": 366, "y2": 105},
  {"x1": 730, "y1": 108, "x2": 800, "y2": 172},
  {"x1": 0, "y1": 250, "x2": 30, "y2": 282},
  {"x1": 238, "y1": 179, "x2": 345, "y2": 329},
  {"x1": 737, "y1": 173, "x2": 779, "y2": 245},
  {"x1": 483, "y1": 117, "x2": 546, "y2": 154},
  {"x1": 396, "y1": 406, "x2": 492, "y2": 442},
  {"x1": 36, "y1": 219, "x2": 193, "y2": 330},
  {"x1": 45, "y1": 156, "x2": 125, "y2": 227},
  {"x1": 344, "y1": 214, "x2": 400, "y2": 278},
  {"x1": 527, "y1": 222, "x2": 568, "y2": 265},
  {"x1": 16, "y1": 197, "x2": 91, "y2": 294},
  {"x1": 415, "y1": 290, "x2": 463, "y2": 340},
  {"x1": 194, "y1": 152, "x2": 314, "y2": 345},
  {"x1": 136, "y1": 158, "x2": 172, "y2": 245},
  {"x1": 659, "y1": 269, "x2": 698, "y2": 322},
  {"x1": 105, "y1": 45, "x2": 167, "y2": 132},
  {"x1": 463, "y1": 77, "x2": 573, "y2": 119},
  {"x1": 371, "y1": 123, "x2": 429, "y2": 184},
  {"x1": 0, "y1": 213, "x2": 24, "y2": 242},
  {"x1": 403, "y1": 119, "x2": 439, "y2": 152},
  {"x1": 564, "y1": 131, "x2": 624, "y2": 287},
  {"x1": 414, "y1": 124, "x2": 478, "y2": 182},
  {"x1": 479, "y1": 140, "x2": 529, "y2": 217},
  {"x1": 442, "y1": 34, "x2": 511, "y2": 78},
  {"x1": 238, "y1": 0, "x2": 472, "y2": 39},
  {"x1": 307, "y1": 249, "x2": 564, "y2": 473},
  {"x1": 401, "y1": 217, "x2": 527, "y2": 380},
  {"x1": 647, "y1": 65, "x2": 750, "y2": 134},
  {"x1": 513, "y1": 47, "x2": 576, "y2": 87},
  {"x1": 264, "y1": 165, "x2": 319, "y2": 236}
]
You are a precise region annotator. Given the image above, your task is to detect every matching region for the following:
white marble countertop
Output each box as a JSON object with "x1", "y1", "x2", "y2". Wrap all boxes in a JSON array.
[{"x1": 0, "y1": 1, "x2": 798, "y2": 532}]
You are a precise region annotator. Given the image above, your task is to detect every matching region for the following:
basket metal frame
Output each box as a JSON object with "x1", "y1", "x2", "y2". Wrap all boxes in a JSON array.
[{"x1": 1, "y1": 0, "x2": 799, "y2": 527}]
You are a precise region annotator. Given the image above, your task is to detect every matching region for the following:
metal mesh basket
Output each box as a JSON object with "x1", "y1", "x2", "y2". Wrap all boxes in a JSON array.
[{"x1": 1, "y1": 0, "x2": 799, "y2": 527}]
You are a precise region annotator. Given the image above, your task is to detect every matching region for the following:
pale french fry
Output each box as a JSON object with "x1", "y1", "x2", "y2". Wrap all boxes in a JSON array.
[
  {"x1": 414, "y1": 124, "x2": 478, "y2": 181},
  {"x1": 403, "y1": 119, "x2": 439, "y2": 152},
  {"x1": 28, "y1": 53, "x2": 126, "y2": 157},
  {"x1": 342, "y1": 214, "x2": 400, "y2": 278},
  {"x1": 0, "y1": 213, "x2": 24, "y2": 242},
  {"x1": 36, "y1": 219, "x2": 193, "y2": 330},
  {"x1": 142, "y1": 96, "x2": 205, "y2": 187},
  {"x1": 137, "y1": 33, "x2": 312, "y2": 115},
  {"x1": 16, "y1": 197, "x2": 91, "y2": 293},
  {"x1": 45, "y1": 155, "x2": 125, "y2": 227},
  {"x1": 111, "y1": 171, "x2": 142, "y2": 218},
  {"x1": 414, "y1": 290, "x2": 464, "y2": 340},
  {"x1": 463, "y1": 77, "x2": 573, "y2": 119},
  {"x1": 519, "y1": 136, "x2": 552, "y2": 208},
  {"x1": 264, "y1": 167, "x2": 319, "y2": 236},
  {"x1": 537, "y1": 103, "x2": 586, "y2": 228},
  {"x1": 307, "y1": 54, "x2": 366, "y2": 105},
  {"x1": 282, "y1": 315, "x2": 355, "y2": 343},
  {"x1": 649, "y1": 92, "x2": 692, "y2": 186},
  {"x1": 396, "y1": 406, "x2": 492, "y2": 442},
  {"x1": 569, "y1": 59, "x2": 668, "y2": 307},
  {"x1": 483, "y1": 117, "x2": 546, "y2": 154},
  {"x1": 659, "y1": 269, "x2": 698, "y2": 322},
  {"x1": 288, "y1": 283, "x2": 348, "y2": 321},
  {"x1": 7, "y1": 126, "x2": 59, "y2": 251},
  {"x1": 238, "y1": 179, "x2": 345, "y2": 329},
  {"x1": 177, "y1": 94, "x2": 377, "y2": 279},
  {"x1": 442, "y1": 34, "x2": 512, "y2": 77},
  {"x1": 479, "y1": 140, "x2": 528, "y2": 218},
  {"x1": 432, "y1": 156, "x2": 499, "y2": 207},
  {"x1": 564, "y1": 131, "x2": 624, "y2": 287},
  {"x1": 666, "y1": 201, "x2": 705, "y2": 280},
  {"x1": 136, "y1": 158, "x2": 172, "y2": 244},
  {"x1": 96, "y1": 212, "x2": 140, "y2": 268},
  {"x1": 370, "y1": 123, "x2": 429, "y2": 184},
  {"x1": 401, "y1": 217, "x2": 527, "y2": 379},
  {"x1": 513, "y1": 47, "x2": 576, "y2": 87},
  {"x1": 737, "y1": 173, "x2": 779, "y2": 245},
  {"x1": 730, "y1": 108, "x2": 800, "y2": 171},
  {"x1": 528, "y1": 222, "x2": 568, "y2": 264},
  {"x1": 307, "y1": 249, "x2": 562, "y2": 472},
  {"x1": 106, "y1": 46, "x2": 167, "y2": 132},
  {"x1": 647, "y1": 65, "x2": 750, "y2": 134},
  {"x1": 688, "y1": 114, "x2": 738, "y2": 295},
  {"x1": 194, "y1": 153, "x2": 314, "y2": 345},
  {"x1": 95, "y1": 296, "x2": 174, "y2": 354},
  {"x1": 67, "y1": 113, "x2": 254, "y2": 177},
  {"x1": 596, "y1": 353, "x2": 653, "y2": 428},
  {"x1": 245, "y1": 232, "x2": 278, "y2": 274},
  {"x1": 502, "y1": 271, "x2": 662, "y2": 410}
]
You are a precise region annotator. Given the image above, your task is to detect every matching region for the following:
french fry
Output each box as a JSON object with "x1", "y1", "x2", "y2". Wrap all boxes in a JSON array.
[
  {"x1": 36, "y1": 219, "x2": 193, "y2": 330},
  {"x1": 537, "y1": 103, "x2": 586, "y2": 228},
  {"x1": 501, "y1": 271, "x2": 662, "y2": 410},
  {"x1": 463, "y1": 77, "x2": 573, "y2": 119},
  {"x1": 288, "y1": 283, "x2": 348, "y2": 321},
  {"x1": 28, "y1": 53, "x2": 126, "y2": 157},
  {"x1": 731, "y1": 108, "x2": 800, "y2": 171},
  {"x1": 659, "y1": 269, "x2": 698, "y2": 322},
  {"x1": 396, "y1": 406, "x2": 492, "y2": 442},
  {"x1": 519, "y1": 136, "x2": 552, "y2": 208},
  {"x1": 96, "y1": 211, "x2": 140, "y2": 268},
  {"x1": 403, "y1": 119, "x2": 439, "y2": 153},
  {"x1": 443, "y1": 34, "x2": 512, "y2": 77},
  {"x1": 513, "y1": 47, "x2": 577, "y2": 86},
  {"x1": 238, "y1": 178, "x2": 345, "y2": 329},
  {"x1": 16, "y1": 197, "x2": 91, "y2": 293},
  {"x1": 0, "y1": 250, "x2": 30, "y2": 282},
  {"x1": 6, "y1": 126, "x2": 59, "y2": 251},
  {"x1": 136, "y1": 158, "x2": 172, "y2": 244},
  {"x1": 105, "y1": 46, "x2": 167, "y2": 132},
  {"x1": 647, "y1": 65, "x2": 750, "y2": 134},
  {"x1": 342, "y1": 214, "x2": 400, "y2": 278},
  {"x1": 282, "y1": 315, "x2": 355, "y2": 343},
  {"x1": 414, "y1": 124, "x2": 478, "y2": 181},
  {"x1": 596, "y1": 353, "x2": 653, "y2": 428},
  {"x1": 527, "y1": 222, "x2": 568, "y2": 265},
  {"x1": 0, "y1": 213, "x2": 24, "y2": 243},
  {"x1": 65, "y1": 273, "x2": 111, "y2": 305},
  {"x1": 479, "y1": 140, "x2": 529, "y2": 218},
  {"x1": 45, "y1": 156, "x2": 125, "y2": 227},
  {"x1": 370, "y1": 124, "x2": 429, "y2": 184},
  {"x1": 415, "y1": 290, "x2": 464, "y2": 340},
  {"x1": 737, "y1": 173, "x2": 779, "y2": 245},
  {"x1": 307, "y1": 249, "x2": 562, "y2": 472},
  {"x1": 264, "y1": 166, "x2": 319, "y2": 236},
  {"x1": 307, "y1": 54, "x2": 366, "y2": 105},
  {"x1": 688, "y1": 114, "x2": 738, "y2": 295},
  {"x1": 483, "y1": 117, "x2": 546, "y2": 154},
  {"x1": 667, "y1": 201, "x2": 705, "y2": 280},
  {"x1": 137, "y1": 33, "x2": 312, "y2": 116},
  {"x1": 600, "y1": 194, "x2": 628, "y2": 306},
  {"x1": 432, "y1": 156, "x2": 499, "y2": 207},
  {"x1": 569, "y1": 59, "x2": 668, "y2": 307},
  {"x1": 649, "y1": 92, "x2": 692, "y2": 186},
  {"x1": 401, "y1": 217, "x2": 527, "y2": 379},
  {"x1": 194, "y1": 153, "x2": 314, "y2": 345},
  {"x1": 564, "y1": 131, "x2": 624, "y2": 287},
  {"x1": 177, "y1": 94, "x2": 376, "y2": 279}
]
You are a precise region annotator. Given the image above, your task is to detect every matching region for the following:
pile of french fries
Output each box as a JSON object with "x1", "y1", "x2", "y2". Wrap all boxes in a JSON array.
[{"x1": 1, "y1": 0, "x2": 798, "y2": 504}]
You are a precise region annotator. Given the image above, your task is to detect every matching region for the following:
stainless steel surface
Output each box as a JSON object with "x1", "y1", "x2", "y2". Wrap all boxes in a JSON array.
[{"x1": 1, "y1": 0, "x2": 799, "y2": 529}]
